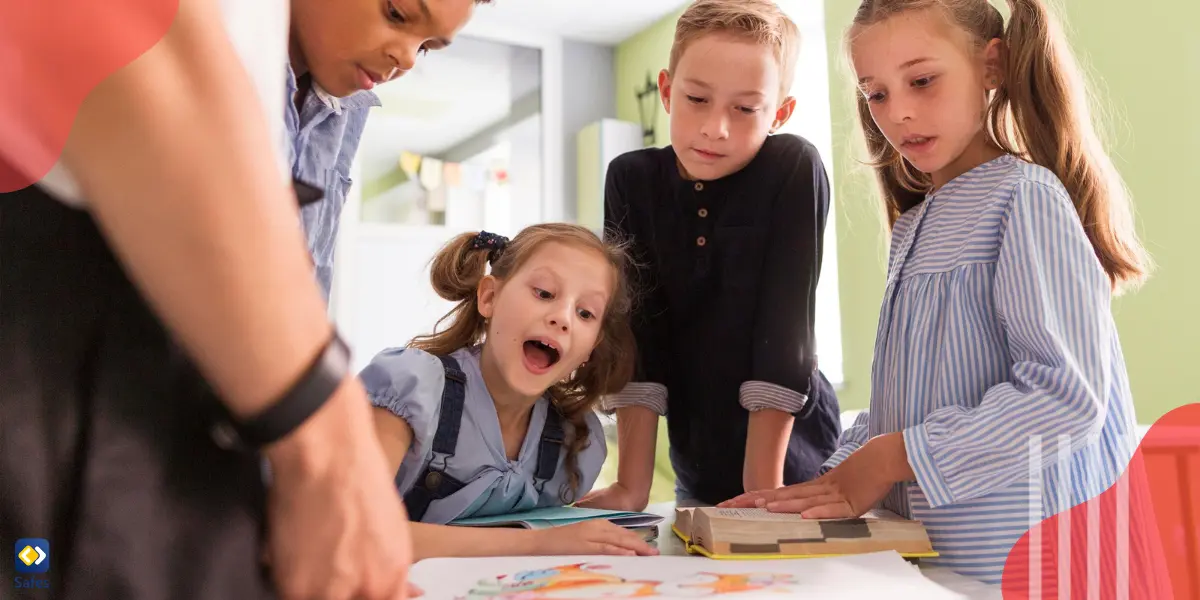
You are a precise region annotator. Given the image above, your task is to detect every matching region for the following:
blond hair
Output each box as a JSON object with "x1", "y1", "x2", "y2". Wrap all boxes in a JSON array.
[
  {"x1": 410, "y1": 224, "x2": 636, "y2": 502},
  {"x1": 669, "y1": 0, "x2": 801, "y2": 99},
  {"x1": 849, "y1": 0, "x2": 1150, "y2": 292}
]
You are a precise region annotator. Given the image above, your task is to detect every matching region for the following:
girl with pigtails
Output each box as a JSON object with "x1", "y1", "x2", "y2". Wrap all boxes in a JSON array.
[{"x1": 363, "y1": 224, "x2": 658, "y2": 559}]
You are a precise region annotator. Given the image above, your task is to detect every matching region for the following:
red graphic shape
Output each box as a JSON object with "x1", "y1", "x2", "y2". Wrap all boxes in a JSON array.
[
  {"x1": 0, "y1": 0, "x2": 178, "y2": 192},
  {"x1": 1003, "y1": 403, "x2": 1200, "y2": 599}
]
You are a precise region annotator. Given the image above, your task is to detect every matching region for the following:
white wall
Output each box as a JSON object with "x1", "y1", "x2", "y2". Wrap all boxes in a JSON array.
[
  {"x1": 561, "y1": 41, "x2": 617, "y2": 222},
  {"x1": 507, "y1": 114, "x2": 544, "y2": 233},
  {"x1": 505, "y1": 45, "x2": 545, "y2": 233}
]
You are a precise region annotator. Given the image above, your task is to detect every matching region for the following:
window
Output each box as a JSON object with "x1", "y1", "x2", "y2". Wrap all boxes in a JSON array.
[{"x1": 776, "y1": 0, "x2": 843, "y2": 387}]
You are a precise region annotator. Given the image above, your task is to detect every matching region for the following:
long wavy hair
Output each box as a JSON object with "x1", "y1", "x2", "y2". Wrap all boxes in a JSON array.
[
  {"x1": 409, "y1": 224, "x2": 636, "y2": 502},
  {"x1": 849, "y1": 0, "x2": 1151, "y2": 292}
]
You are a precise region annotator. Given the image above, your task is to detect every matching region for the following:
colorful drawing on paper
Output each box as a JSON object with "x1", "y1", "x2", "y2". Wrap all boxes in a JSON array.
[{"x1": 460, "y1": 562, "x2": 799, "y2": 599}]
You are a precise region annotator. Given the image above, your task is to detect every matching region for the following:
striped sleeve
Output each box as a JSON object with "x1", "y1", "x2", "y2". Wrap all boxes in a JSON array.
[
  {"x1": 600, "y1": 382, "x2": 667, "y2": 416},
  {"x1": 739, "y1": 380, "x2": 807, "y2": 413},
  {"x1": 902, "y1": 179, "x2": 1113, "y2": 509},
  {"x1": 820, "y1": 409, "x2": 871, "y2": 473}
]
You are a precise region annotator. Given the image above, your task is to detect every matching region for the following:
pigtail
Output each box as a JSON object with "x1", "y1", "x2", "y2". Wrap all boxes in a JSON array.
[
  {"x1": 545, "y1": 390, "x2": 593, "y2": 505},
  {"x1": 993, "y1": 0, "x2": 1150, "y2": 290},
  {"x1": 849, "y1": 0, "x2": 1150, "y2": 286},
  {"x1": 547, "y1": 330, "x2": 636, "y2": 503},
  {"x1": 408, "y1": 232, "x2": 493, "y2": 356}
]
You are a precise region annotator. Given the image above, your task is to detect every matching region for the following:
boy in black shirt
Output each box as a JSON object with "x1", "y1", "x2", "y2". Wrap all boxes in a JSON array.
[{"x1": 578, "y1": 0, "x2": 841, "y2": 509}]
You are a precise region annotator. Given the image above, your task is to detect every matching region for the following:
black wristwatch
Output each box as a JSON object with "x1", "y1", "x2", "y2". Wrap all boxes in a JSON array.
[{"x1": 211, "y1": 330, "x2": 350, "y2": 450}]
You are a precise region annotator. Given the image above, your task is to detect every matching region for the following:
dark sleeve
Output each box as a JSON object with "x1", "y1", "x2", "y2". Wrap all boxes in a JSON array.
[
  {"x1": 740, "y1": 140, "x2": 830, "y2": 416},
  {"x1": 601, "y1": 156, "x2": 668, "y2": 415}
]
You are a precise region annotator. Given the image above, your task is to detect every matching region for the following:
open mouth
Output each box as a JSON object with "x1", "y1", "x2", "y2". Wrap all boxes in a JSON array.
[
  {"x1": 523, "y1": 339, "x2": 561, "y2": 372},
  {"x1": 901, "y1": 136, "x2": 936, "y2": 151}
]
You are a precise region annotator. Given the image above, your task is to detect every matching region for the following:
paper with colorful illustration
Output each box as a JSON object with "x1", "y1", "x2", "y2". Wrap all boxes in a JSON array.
[{"x1": 409, "y1": 552, "x2": 967, "y2": 599}]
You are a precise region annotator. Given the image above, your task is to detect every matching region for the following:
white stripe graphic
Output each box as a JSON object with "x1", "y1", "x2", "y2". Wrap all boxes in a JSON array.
[
  {"x1": 1058, "y1": 434, "x2": 1072, "y2": 600},
  {"x1": 1117, "y1": 471, "x2": 1129, "y2": 600},
  {"x1": 1087, "y1": 453, "x2": 1101, "y2": 600},
  {"x1": 1030, "y1": 434, "x2": 1043, "y2": 599}
]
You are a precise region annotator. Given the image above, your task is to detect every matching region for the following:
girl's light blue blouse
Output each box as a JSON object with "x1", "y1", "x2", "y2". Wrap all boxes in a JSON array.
[
  {"x1": 822, "y1": 155, "x2": 1140, "y2": 584},
  {"x1": 360, "y1": 346, "x2": 608, "y2": 525}
]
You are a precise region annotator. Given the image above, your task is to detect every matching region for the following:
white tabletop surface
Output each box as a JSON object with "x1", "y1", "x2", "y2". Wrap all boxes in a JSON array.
[{"x1": 644, "y1": 502, "x2": 1002, "y2": 599}]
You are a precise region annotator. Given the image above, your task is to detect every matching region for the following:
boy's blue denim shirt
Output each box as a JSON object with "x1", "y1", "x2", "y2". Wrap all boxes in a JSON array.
[{"x1": 285, "y1": 65, "x2": 381, "y2": 300}]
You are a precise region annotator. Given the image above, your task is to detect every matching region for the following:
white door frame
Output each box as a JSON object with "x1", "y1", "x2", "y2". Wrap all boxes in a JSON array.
[{"x1": 460, "y1": 18, "x2": 565, "y2": 223}]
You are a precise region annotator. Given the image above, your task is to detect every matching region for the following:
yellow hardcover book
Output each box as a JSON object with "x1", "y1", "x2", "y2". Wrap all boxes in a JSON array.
[{"x1": 671, "y1": 507, "x2": 939, "y2": 561}]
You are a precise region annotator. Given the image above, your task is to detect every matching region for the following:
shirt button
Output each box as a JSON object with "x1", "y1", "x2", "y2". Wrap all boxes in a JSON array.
[
  {"x1": 425, "y1": 471, "x2": 443, "y2": 490},
  {"x1": 694, "y1": 182, "x2": 704, "y2": 191},
  {"x1": 209, "y1": 422, "x2": 240, "y2": 450},
  {"x1": 698, "y1": 208, "x2": 708, "y2": 218},
  {"x1": 697, "y1": 236, "x2": 707, "y2": 247}
]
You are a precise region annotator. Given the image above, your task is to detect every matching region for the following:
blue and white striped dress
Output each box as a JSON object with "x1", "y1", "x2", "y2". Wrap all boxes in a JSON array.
[{"x1": 823, "y1": 155, "x2": 1140, "y2": 583}]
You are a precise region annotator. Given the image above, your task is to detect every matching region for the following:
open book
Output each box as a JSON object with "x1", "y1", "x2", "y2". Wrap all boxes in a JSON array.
[
  {"x1": 672, "y1": 506, "x2": 936, "y2": 560},
  {"x1": 450, "y1": 506, "x2": 664, "y2": 540}
]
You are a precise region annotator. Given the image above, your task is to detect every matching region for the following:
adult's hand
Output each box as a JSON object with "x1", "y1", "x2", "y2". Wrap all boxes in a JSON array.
[{"x1": 265, "y1": 379, "x2": 415, "y2": 599}]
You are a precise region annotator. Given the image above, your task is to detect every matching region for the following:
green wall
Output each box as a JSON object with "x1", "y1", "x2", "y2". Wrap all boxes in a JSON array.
[
  {"x1": 614, "y1": 1, "x2": 1196, "y2": 427},
  {"x1": 818, "y1": 2, "x2": 886, "y2": 416},
  {"x1": 615, "y1": 8, "x2": 683, "y2": 149},
  {"x1": 1047, "y1": 0, "x2": 1199, "y2": 422}
]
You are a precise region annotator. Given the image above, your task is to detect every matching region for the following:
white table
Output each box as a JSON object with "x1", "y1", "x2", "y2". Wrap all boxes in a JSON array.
[{"x1": 644, "y1": 502, "x2": 1001, "y2": 599}]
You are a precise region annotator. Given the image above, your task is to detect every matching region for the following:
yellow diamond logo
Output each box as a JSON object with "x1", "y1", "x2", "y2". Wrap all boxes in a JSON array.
[{"x1": 18, "y1": 545, "x2": 37, "y2": 566}]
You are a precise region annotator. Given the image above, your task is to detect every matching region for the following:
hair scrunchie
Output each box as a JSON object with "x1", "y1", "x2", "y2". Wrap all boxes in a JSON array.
[{"x1": 471, "y1": 231, "x2": 510, "y2": 263}]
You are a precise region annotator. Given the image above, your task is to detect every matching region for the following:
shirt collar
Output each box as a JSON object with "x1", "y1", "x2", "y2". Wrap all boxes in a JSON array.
[
  {"x1": 285, "y1": 62, "x2": 382, "y2": 115},
  {"x1": 928, "y1": 153, "x2": 1017, "y2": 200}
]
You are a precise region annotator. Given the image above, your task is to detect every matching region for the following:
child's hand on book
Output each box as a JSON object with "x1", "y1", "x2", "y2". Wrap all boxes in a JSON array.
[
  {"x1": 533, "y1": 520, "x2": 660, "y2": 556},
  {"x1": 719, "y1": 433, "x2": 914, "y2": 519}
]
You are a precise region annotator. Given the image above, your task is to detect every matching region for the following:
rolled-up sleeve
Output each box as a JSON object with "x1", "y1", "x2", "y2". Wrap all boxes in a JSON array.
[
  {"x1": 600, "y1": 382, "x2": 668, "y2": 415},
  {"x1": 740, "y1": 140, "x2": 830, "y2": 416},
  {"x1": 902, "y1": 180, "x2": 1113, "y2": 508}
]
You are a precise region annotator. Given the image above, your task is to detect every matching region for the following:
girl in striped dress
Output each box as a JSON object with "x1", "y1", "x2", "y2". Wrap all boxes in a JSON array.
[{"x1": 723, "y1": 0, "x2": 1151, "y2": 584}]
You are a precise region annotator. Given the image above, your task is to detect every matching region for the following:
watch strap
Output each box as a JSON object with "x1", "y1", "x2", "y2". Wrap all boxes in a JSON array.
[{"x1": 213, "y1": 330, "x2": 350, "y2": 449}]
